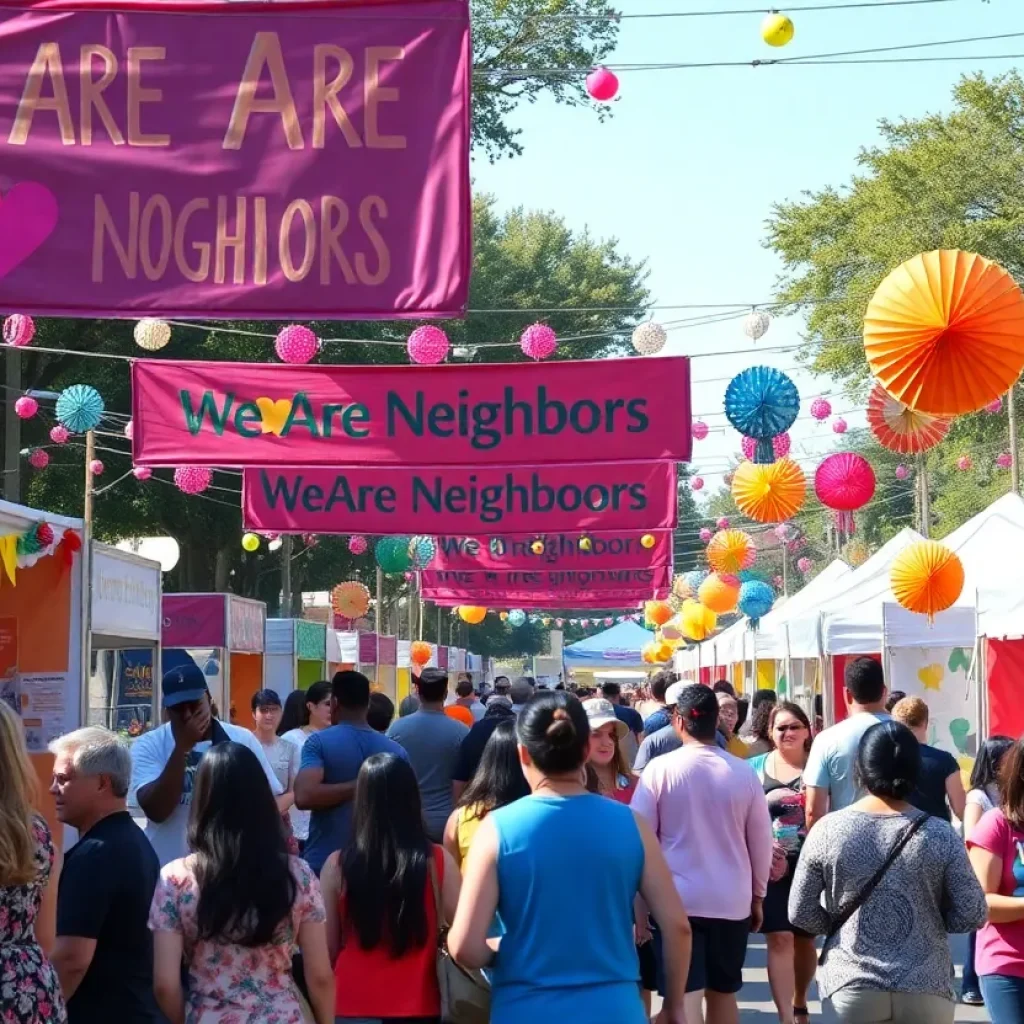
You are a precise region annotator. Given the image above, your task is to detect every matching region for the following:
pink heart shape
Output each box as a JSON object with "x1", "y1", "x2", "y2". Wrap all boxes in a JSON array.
[{"x1": 0, "y1": 182, "x2": 58, "y2": 279}]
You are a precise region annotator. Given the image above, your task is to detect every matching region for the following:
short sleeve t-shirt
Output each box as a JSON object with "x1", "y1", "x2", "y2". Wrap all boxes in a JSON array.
[
  {"x1": 803, "y1": 711, "x2": 890, "y2": 812},
  {"x1": 643, "y1": 707, "x2": 671, "y2": 737},
  {"x1": 129, "y1": 721, "x2": 284, "y2": 867},
  {"x1": 967, "y1": 808, "x2": 1024, "y2": 979},
  {"x1": 300, "y1": 723, "x2": 408, "y2": 874},
  {"x1": 909, "y1": 744, "x2": 960, "y2": 821},
  {"x1": 452, "y1": 717, "x2": 504, "y2": 783},
  {"x1": 57, "y1": 811, "x2": 161, "y2": 1023},
  {"x1": 633, "y1": 724, "x2": 681, "y2": 772}
]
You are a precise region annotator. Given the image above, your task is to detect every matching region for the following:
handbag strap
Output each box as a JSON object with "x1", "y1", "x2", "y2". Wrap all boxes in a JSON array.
[
  {"x1": 427, "y1": 848, "x2": 448, "y2": 936},
  {"x1": 818, "y1": 813, "x2": 927, "y2": 966}
]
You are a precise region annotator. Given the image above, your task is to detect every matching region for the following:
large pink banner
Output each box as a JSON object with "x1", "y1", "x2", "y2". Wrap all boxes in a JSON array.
[
  {"x1": 425, "y1": 592, "x2": 658, "y2": 608},
  {"x1": 0, "y1": 0, "x2": 469, "y2": 318},
  {"x1": 243, "y1": 462, "x2": 677, "y2": 534},
  {"x1": 431, "y1": 531, "x2": 672, "y2": 571},
  {"x1": 422, "y1": 567, "x2": 670, "y2": 593},
  {"x1": 133, "y1": 356, "x2": 691, "y2": 467}
]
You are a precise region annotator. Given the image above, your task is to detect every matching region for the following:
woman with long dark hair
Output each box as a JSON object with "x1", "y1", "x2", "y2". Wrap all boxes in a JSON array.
[
  {"x1": 149, "y1": 742, "x2": 334, "y2": 1024},
  {"x1": 443, "y1": 720, "x2": 529, "y2": 868},
  {"x1": 449, "y1": 691, "x2": 692, "y2": 1024},
  {"x1": 321, "y1": 753, "x2": 460, "y2": 1022},
  {"x1": 279, "y1": 681, "x2": 333, "y2": 850}
]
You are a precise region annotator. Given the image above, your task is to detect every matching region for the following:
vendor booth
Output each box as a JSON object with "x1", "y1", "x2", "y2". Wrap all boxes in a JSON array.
[
  {"x1": 265, "y1": 619, "x2": 327, "y2": 699},
  {"x1": 161, "y1": 593, "x2": 266, "y2": 724},
  {"x1": 376, "y1": 635, "x2": 397, "y2": 699},
  {"x1": 397, "y1": 639, "x2": 412, "y2": 702},
  {"x1": 564, "y1": 620, "x2": 656, "y2": 680}
]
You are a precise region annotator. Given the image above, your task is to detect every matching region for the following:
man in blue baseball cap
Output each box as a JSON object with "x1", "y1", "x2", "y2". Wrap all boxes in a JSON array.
[{"x1": 128, "y1": 662, "x2": 284, "y2": 866}]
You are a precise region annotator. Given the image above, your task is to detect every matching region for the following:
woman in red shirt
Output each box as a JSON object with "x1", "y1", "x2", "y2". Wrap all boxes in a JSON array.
[{"x1": 321, "y1": 753, "x2": 461, "y2": 1022}]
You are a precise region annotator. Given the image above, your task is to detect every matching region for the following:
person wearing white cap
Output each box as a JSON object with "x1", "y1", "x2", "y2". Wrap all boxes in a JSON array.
[
  {"x1": 635, "y1": 682, "x2": 736, "y2": 773},
  {"x1": 583, "y1": 698, "x2": 637, "y2": 804}
]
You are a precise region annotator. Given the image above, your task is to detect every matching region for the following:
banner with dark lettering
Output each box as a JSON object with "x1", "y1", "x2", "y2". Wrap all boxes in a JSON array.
[
  {"x1": 422, "y1": 567, "x2": 670, "y2": 594},
  {"x1": 242, "y1": 462, "x2": 677, "y2": 534},
  {"x1": 0, "y1": 0, "x2": 469, "y2": 318},
  {"x1": 133, "y1": 356, "x2": 691, "y2": 466},
  {"x1": 431, "y1": 531, "x2": 672, "y2": 571},
  {"x1": 423, "y1": 591, "x2": 657, "y2": 608}
]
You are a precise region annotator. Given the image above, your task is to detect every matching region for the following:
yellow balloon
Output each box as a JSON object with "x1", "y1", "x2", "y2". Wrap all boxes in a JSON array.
[
  {"x1": 499, "y1": 611, "x2": 509, "y2": 621},
  {"x1": 457, "y1": 605, "x2": 487, "y2": 625},
  {"x1": 762, "y1": 11, "x2": 794, "y2": 47},
  {"x1": 579, "y1": 536, "x2": 592, "y2": 552},
  {"x1": 641, "y1": 533, "x2": 656, "y2": 549},
  {"x1": 241, "y1": 532, "x2": 260, "y2": 552},
  {"x1": 531, "y1": 540, "x2": 545, "y2": 555}
]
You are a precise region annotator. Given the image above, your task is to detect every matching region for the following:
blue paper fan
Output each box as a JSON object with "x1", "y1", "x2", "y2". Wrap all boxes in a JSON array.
[
  {"x1": 724, "y1": 367, "x2": 799, "y2": 463},
  {"x1": 56, "y1": 384, "x2": 104, "y2": 433}
]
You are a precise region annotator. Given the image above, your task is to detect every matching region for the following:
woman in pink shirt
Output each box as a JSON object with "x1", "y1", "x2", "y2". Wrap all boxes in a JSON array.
[{"x1": 968, "y1": 738, "x2": 1024, "y2": 1023}]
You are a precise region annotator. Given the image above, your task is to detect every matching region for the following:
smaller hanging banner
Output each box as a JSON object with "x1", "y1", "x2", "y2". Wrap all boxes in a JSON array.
[
  {"x1": 422, "y1": 566, "x2": 670, "y2": 593},
  {"x1": 424, "y1": 591, "x2": 658, "y2": 608},
  {"x1": 243, "y1": 462, "x2": 677, "y2": 534}
]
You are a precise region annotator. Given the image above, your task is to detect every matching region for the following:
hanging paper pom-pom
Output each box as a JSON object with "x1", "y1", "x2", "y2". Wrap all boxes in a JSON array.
[
  {"x1": 555, "y1": 618, "x2": 564, "y2": 627},
  {"x1": 641, "y1": 533, "x2": 656, "y2": 549},
  {"x1": 713, "y1": 518, "x2": 729, "y2": 532},
  {"x1": 895, "y1": 464, "x2": 909, "y2": 480},
  {"x1": 302, "y1": 534, "x2": 318, "y2": 547},
  {"x1": 815, "y1": 452, "x2": 876, "y2": 534},
  {"x1": 732, "y1": 458, "x2": 806, "y2": 524},
  {"x1": 56, "y1": 384, "x2": 104, "y2": 433},
  {"x1": 89, "y1": 459, "x2": 104, "y2": 476},
  {"x1": 407, "y1": 325, "x2": 449, "y2": 365},
  {"x1": 741, "y1": 432, "x2": 790, "y2": 461},
  {"x1": 530, "y1": 539, "x2": 545, "y2": 555},
  {"x1": 133, "y1": 318, "x2": 171, "y2": 352},
  {"x1": 631, "y1": 322, "x2": 667, "y2": 356},
  {"x1": 376, "y1": 536, "x2": 413, "y2": 574},
  {"x1": 124, "y1": 420, "x2": 134, "y2": 441},
  {"x1": 684, "y1": 569, "x2": 708, "y2": 594},
  {"x1": 49, "y1": 425, "x2": 69, "y2": 444},
  {"x1": 348, "y1": 535, "x2": 368, "y2": 555},
  {"x1": 36, "y1": 522, "x2": 54, "y2": 547},
  {"x1": 173, "y1": 466, "x2": 213, "y2": 495},
  {"x1": 724, "y1": 367, "x2": 800, "y2": 463},
  {"x1": 743, "y1": 309, "x2": 771, "y2": 341},
  {"x1": 832, "y1": 417, "x2": 848, "y2": 434},
  {"x1": 698, "y1": 573, "x2": 741, "y2": 614},
  {"x1": 332, "y1": 581, "x2": 371, "y2": 619},
  {"x1": 845, "y1": 539, "x2": 870, "y2": 567},
  {"x1": 458, "y1": 606, "x2": 487, "y2": 624},
  {"x1": 773, "y1": 575, "x2": 784, "y2": 588},
  {"x1": 407, "y1": 535, "x2": 437, "y2": 570},
  {"x1": 998, "y1": 452, "x2": 1013, "y2": 470},
  {"x1": 508, "y1": 609, "x2": 526, "y2": 627},
  {"x1": 133, "y1": 466, "x2": 152, "y2": 481},
  {"x1": 3, "y1": 314, "x2": 35, "y2": 347},
  {"x1": 585, "y1": 65, "x2": 619, "y2": 101},
  {"x1": 810, "y1": 397, "x2": 832, "y2": 422},
  {"x1": 680, "y1": 599, "x2": 717, "y2": 641},
  {"x1": 762, "y1": 11, "x2": 794, "y2": 46},
  {"x1": 957, "y1": 455, "x2": 973, "y2": 471},
  {"x1": 797, "y1": 557, "x2": 814, "y2": 574},
  {"x1": 242, "y1": 532, "x2": 260, "y2": 552},
  {"x1": 274, "y1": 324, "x2": 319, "y2": 364},
  {"x1": 707, "y1": 529, "x2": 757, "y2": 574},
  {"x1": 738, "y1": 580, "x2": 775, "y2": 626},
  {"x1": 690, "y1": 476, "x2": 704, "y2": 491},
  {"x1": 890, "y1": 540, "x2": 964, "y2": 621},
  {"x1": 692, "y1": 420, "x2": 709, "y2": 441},
  {"x1": 14, "y1": 396, "x2": 37, "y2": 419},
  {"x1": 410, "y1": 640, "x2": 432, "y2": 667},
  {"x1": 27, "y1": 449, "x2": 49, "y2": 469},
  {"x1": 499, "y1": 611, "x2": 509, "y2": 622},
  {"x1": 578, "y1": 536, "x2": 593, "y2": 552},
  {"x1": 774, "y1": 523, "x2": 796, "y2": 542},
  {"x1": 699, "y1": 527, "x2": 712, "y2": 543},
  {"x1": 645, "y1": 600, "x2": 673, "y2": 627},
  {"x1": 519, "y1": 323, "x2": 558, "y2": 360},
  {"x1": 987, "y1": 398, "x2": 1004, "y2": 414}
]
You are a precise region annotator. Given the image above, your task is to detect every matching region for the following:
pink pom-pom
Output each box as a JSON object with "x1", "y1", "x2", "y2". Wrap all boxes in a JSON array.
[
  {"x1": 133, "y1": 466, "x2": 152, "y2": 481},
  {"x1": 717, "y1": 517, "x2": 730, "y2": 531},
  {"x1": 404, "y1": 572, "x2": 414, "y2": 581},
  {"x1": 174, "y1": 466, "x2": 213, "y2": 495},
  {"x1": 604, "y1": 617, "x2": 613, "y2": 626},
  {"x1": 810, "y1": 397, "x2": 831, "y2": 422},
  {"x1": 741, "y1": 432, "x2": 790, "y2": 461},
  {"x1": 586, "y1": 66, "x2": 619, "y2": 101},
  {"x1": 691, "y1": 476, "x2": 704, "y2": 491},
  {"x1": 49, "y1": 425, "x2": 69, "y2": 445},
  {"x1": 36, "y1": 523, "x2": 54, "y2": 546},
  {"x1": 895, "y1": 464, "x2": 909, "y2": 480},
  {"x1": 957, "y1": 455, "x2": 973, "y2": 471},
  {"x1": 773, "y1": 575, "x2": 784, "y2": 588},
  {"x1": 987, "y1": 398, "x2": 1004, "y2": 414},
  {"x1": 832, "y1": 417, "x2": 848, "y2": 434},
  {"x1": 797, "y1": 557, "x2": 813, "y2": 574},
  {"x1": 275, "y1": 324, "x2": 319, "y2": 364},
  {"x1": 28, "y1": 449, "x2": 49, "y2": 469},
  {"x1": 348, "y1": 535, "x2": 368, "y2": 555},
  {"x1": 3, "y1": 314, "x2": 35, "y2": 347},
  {"x1": 14, "y1": 396, "x2": 38, "y2": 419},
  {"x1": 124, "y1": 420, "x2": 134, "y2": 440},
  {"x1": 997, "y1": 452, "x2": 1013, "y2": 470},
  {"x1": 407, "y1": 325, "x2": 449, "y2": 365},
  {"x1": 699, "y1": 527, "x2": 712, "y2": 543},
  {"x1": 692, "y1": 420, "x2": 709, "y2": 441},
  {"x1": 581, "y1": 618, "x2": 590, "y2": 627},
  {"x1": 89, "y1": 459, "x2": 104, "y2": 476},
  {"x1": 519, "y1": 323, "x2": 557, "y2": 361},
  {"x1": 302, "y1": 533, "x2": 318, "y2": 547}
]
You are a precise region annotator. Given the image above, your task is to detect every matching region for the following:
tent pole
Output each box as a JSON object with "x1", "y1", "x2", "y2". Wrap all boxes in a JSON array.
[
  {"x1": 916, "y1": 452, "x2": 931, "y2": 538},
  {"x1": 1009, "y1": 386, "x2": 1020, "y2": 495}
]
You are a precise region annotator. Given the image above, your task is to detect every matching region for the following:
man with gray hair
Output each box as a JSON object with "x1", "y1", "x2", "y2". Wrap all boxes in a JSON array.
[
  {"x1": 509, "y1": 676, "x2": 535, "y2": 713},
  {"x1": 48, "y1": 727, "x2": 161, "y2": 1023}
]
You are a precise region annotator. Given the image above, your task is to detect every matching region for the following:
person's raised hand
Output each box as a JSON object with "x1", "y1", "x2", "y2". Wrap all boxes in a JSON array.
[{"x1": 171, "y1": 703, "x2": 210, "y2": 752}]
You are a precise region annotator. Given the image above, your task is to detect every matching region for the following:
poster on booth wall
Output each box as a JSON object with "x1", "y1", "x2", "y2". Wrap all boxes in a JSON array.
[
  {"x1": 0, "y1": 617, "x2": 18, "y2": 716},
  {"x1": 114, "y1": 650, "x2": 155, "y2": 737},
  {"x1": 20, "y1": 673, "x2": 70, "y2": 752}
]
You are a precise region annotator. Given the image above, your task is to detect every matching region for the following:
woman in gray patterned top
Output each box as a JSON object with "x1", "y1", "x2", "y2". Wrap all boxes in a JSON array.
[{"x1": 789, "y1": 720, "x2": 986, "y2": 1023}]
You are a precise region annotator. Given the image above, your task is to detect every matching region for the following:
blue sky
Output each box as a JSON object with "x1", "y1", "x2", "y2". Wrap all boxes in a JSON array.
[{"x1": 473, "y1": 0, "x2": 1021, "y2": 508}]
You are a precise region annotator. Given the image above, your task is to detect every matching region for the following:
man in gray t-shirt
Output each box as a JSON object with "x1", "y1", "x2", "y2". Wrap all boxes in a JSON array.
[{"x1": 387, "y1": 668, "x2": 468, "y2": 840}]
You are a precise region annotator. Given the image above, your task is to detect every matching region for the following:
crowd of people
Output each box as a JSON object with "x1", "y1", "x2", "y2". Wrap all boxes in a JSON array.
[{"x1": 3, "y1": 656, "x2": 1024, "y2": 1024}]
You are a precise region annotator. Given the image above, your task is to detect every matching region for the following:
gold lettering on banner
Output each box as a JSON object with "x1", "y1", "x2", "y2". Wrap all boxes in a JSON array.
[
  {"x1": 214, "y1": 196, "x2": 247, "y2": 284},
  {"x1": 173, "y1": 198, "x2": 212, "y2": 282},
  {"x1": 126, "y1": 47, "x2": 170, "y2": 146},
  {"x1": 80, "y1": 45, "x2": 124, "y2": 145},
  {"x1": 224, "y1": 32, "x2": 302, "y2": 150},
  {"x1": 253, "y1": 197, "x2": 268, "y2": 286},
  {"x1": 139, "y1": 194, "x2": 173, "y2": 280},
  {"x1": 319, "y1": 196, "x2": 357, "y2": 285},
  {"x1": 356, "y1": 196, "x2": 390, "y2": 285},
  {"x1": 279, "y1": 199, "x2": 315, "y2": 282},
  {"x1": 93, "y1": 192, "x2": 140, "y2": 282},
  {"x1": 313, "y1": 45, "x2": 361, "y2": 148},
  {"x1": 364, "y1": 47, "x2": 406, "y2": 149},
  {"x1": 10, "y1": 42, "x2": 74, "y2": 145}
]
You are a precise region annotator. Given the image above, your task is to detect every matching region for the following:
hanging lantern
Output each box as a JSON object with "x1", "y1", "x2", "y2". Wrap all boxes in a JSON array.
[
  {"x1": 738, "y1": 580, "x2": 775, "y2": 626},
  {"x1": 774, "y1": 575, "x2": 784, "y2": 588},
  {"x1": 641, "y1": 533, "x2": 656, "y2": 549},
  {"x1": 707, "y1": 529, "x2": 756, "y2": 574},
  {"x1": 555, "y1": 618, "x2": 564, "y2": 627},
  {"x1": 987, "y1": 398, "x2": 1004, "y2": 414},
  {"x1": 14, "y1": 396, "x2": 37, "y2": 419},
  {"x1": 845, "y1": 539, "x2": 870, "y2": 567},
  {"x1": 407, "y1": 535, "x2": 437, "y2": 570},
  {"x1": 832, "y1": 417, "x2": 848, "y2": 434},
  {"x1": 173, "y1": 466, "x2": 213, "y2": 495},
  {"x1": 332, "y1": 581, "x2": 371, "y2": 619},
  {"x1": 683, "y1": 569, "x2": 708, "y2": 595},
  {"x1": 890, "y1": 540, "x2": 965, "y2": 621},
  {"x1": 998, "y1": 452, "x2": 1013, "y2": 470},
  {"x1": 89, "y1": 459, "x2": 104, "y2": 476},
  {"x1": 275, "y1": 324, "x2": 319, "y2": 364},
  {"x1": 724, "y1": 367, "x2": 800, "y2": 463},
  {"x1": 865, "y1": 250, "x2": 1024, "y2": 416},
  {"x1": 410, "y1": 640, "x2": 432, "y2": 667},
  {"x1": 680, "y1": 599, "x2": 717, "y2": 641},
  {"x1": 407, "y1": 325, "x2": 449, "y2": 364},
  {"x1": 508, "y1": 609, "x2": 526, "y2": 627},
  {"x1": 673, "y1": 573, "x2": 691, "y2": 599},
  {"x1": 49, "y1": 425, "x2": 69, "y2": 444},
  {"x1": 645, "y1": 600, "x2": 673, "y2": 627},
  {"x1": 867, "y1": 383, "x2": 950, "y2": 454},
  {"x1": 631, "y1": 322, "x2": 667, "y2": 356},
  {"x1": 775, "y1": 523, "x2": 797, "y2": 542},
  {"x1": 957, "y1": 455, "x2": 973, "y2": 471},
  {"x1": 731, "y1": 457, "x2": 806, "y2": 523},
  {"x1": 699, "y1": 527, "x2": 712, "y2": 543},
  {"x1": 580, "y1": 618, "x2": 590, "y2": 627},
  {"x1": 133, "y1": 466, "x2": 152, "y2": 481},
  {"x1": 457, "y1": 606, "x2": 487, "y2": 625},
  {"x1": 586, "y1": 65, "x2": 619, "y2": 101},
  {"x1": 520, "y1": 323, "x2": 558, "y2": 360},
  {"x1": 797, "y1": 557, "x2": 814, "y2": 574},
  {"x1": 741, "y1": 431, "x2": 790, "y2": 462},
  {"x1": 348, "y1": 535, "x2": 368, "y2": 555},
  {"x1": 3, "y1": 314, "x2": 35, "y2": 347},
  {"x1": 302, "y1": 534, "x2": 318, "y2": 547},
  {"x1": 762, "y1": 11, "x2": 795, "y2": 46},
  {"x1": 698, "y1": 573, "x2": 741, "y2": 614},
  {"x1": 56, "y1": 384, "x2": 104, "y2": 433},
  {"x1": 27, "y1": 449, "x2": 49, "y2": 470},
  {"x1": 743, "y1": 309, "x2": 771, "y2": 341},
  {"x1": 690, "y1": 476, "x2": 704, "y2": 491},
  {"x1": 692, "y1": 420, "x2": 709, "y2": 441},
  {"x1": 578, "y1": 536, "x2": 593, "y2": 552},
  {"x1": 810, "y1": 397, "x2": 832, "y2": 422},
  {"x1": 133, "y1": 318, "x2": 171, "y2": 352},
  {"x1": 895, "y1": 464, "x2": 910, "y2": 480},
  {"x1": 716, "y1": 517, "x2": 730, "y2": 531},
  {"x1": 376, "y1": 536, "x2": 413, "y2": 574},
  {"x1": 499, "y1": 611, "x2": 509, "y2": 622},
  {"x1": 815, "y1": 453, "x2": 876, "y2": 534}
]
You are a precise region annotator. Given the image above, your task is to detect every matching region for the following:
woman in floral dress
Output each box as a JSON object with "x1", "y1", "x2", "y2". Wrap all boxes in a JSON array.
[
  {"x1": 0, "y1": 701, "x2": 66, "y2": 1024},
  {"x1": 149, "y1": 742, "x2": 334, "y2": 1024}
]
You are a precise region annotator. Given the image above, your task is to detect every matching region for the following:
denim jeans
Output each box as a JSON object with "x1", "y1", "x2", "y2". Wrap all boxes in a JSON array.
[
  {"x1": 980, "y1": 974, "x2": 1024, "y2": 1024},
  {"x1": 962, "y1": 931, "x2": 980, "y2": 995}
]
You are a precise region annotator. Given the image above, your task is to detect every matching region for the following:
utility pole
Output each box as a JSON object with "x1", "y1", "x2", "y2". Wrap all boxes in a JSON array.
[
  {"x1": 375, "y1": 566, "x2": 383, "y2": 633},
  {"x1": 281, "y1": 535, "x2": 293, "y2": 615},
  {"x1": 916, "y1": 452, "x2": 931, "y2": 538},
  {"x1": 4, "y1": 349, "x2": 21, "y2": 502},
  {"x1": 1009, "y1": 386, "x2": 1020, "y2": 495}
]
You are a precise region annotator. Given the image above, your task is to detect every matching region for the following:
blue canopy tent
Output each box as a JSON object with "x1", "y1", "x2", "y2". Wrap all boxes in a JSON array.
[{"x1": 563, "y1": 620, "x2": 656, "y2": 670}]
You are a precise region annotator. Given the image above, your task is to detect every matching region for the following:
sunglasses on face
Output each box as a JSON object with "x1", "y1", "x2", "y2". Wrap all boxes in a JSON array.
[{"x1": 775, "y1": 723, "x2": 806, "y2": 733}]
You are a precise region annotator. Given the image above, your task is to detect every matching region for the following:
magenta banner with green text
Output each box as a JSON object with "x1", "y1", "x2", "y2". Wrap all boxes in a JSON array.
[
  {"x1": 424, "y1": 591, "x2": 659, "y2": 608},
  {"x1": 133, "y1": 356, "x2": 692, "y2": 466},
  {"x1": 0, "y1": 0, "x2": 470, "y2": 318},
  {"x1": 242, "y1": 462, "x2": 677, "y2": 534},
  {"x1": 422, "y1": 566, "x2": 670, "y2": 594}
]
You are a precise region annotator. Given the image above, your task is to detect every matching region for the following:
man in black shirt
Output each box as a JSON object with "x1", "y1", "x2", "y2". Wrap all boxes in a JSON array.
[{"x1": 49, "y1": 726, "x2": 161, "y2": 1023}]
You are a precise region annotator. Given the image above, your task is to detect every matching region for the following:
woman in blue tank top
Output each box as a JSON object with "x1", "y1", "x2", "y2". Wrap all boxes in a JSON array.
[{"x1": 449, "y1": 691, "x2": 693, "y2": 1024}]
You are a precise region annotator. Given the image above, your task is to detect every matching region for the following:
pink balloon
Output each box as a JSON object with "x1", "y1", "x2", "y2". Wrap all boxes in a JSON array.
[
  {"x1": 810, "y1": 397, "x2": 832, "y2": 422},
  {"x1": 895, "y1": 464, "x2": 909, "y2": 480},
  {"x1": 997, "y1": 452, "x2": 1013, "y2": 469},
  {"x1": 692, "y1": 420, "x2": 709, "y2": 441},
  {"x1": 716, "y1": 517, "x2": 730, "y2": 531},
  {"x1": 986, "y1": 398, "x2": 1004, "y2": 414},
  {"x1": 957, "y1": 455, "x2": 973, "y2": 471},
  {"x1": 690, "y1": 476, "x2": 704, "y2": 491},
  {"x1": 832, "y1": 417, "x2": 848, "y2": 434},
  {"x1": 586, "y1": 66, "x2": 619, "y2": 102},
  {"x1": 89, "y1": 459, "x2": 104, "y2": 476},
  {"x1": 133, "y1": 466, "x2": 152, "y2": 481},
  {"x1": 14, "y1": 396, "x2": 37, "y2": 419}
]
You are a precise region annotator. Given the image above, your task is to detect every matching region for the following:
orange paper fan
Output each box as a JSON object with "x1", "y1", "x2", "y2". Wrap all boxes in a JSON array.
[
  {"x1": 866, "y1": 383, "x2": 950, "y2": 454},
  {"x1": 731, "y1": 458, "x2": 806, "y2": 524},
  {"x1": 645, "y1": 600, "x2": 673, "y2": 628},
  {"x1": 890, "y1": 540, "x2": 965, "y2": 620},
  {"x1": 707, "y1": 529, "x2": 757, "y2": 574},
  {"x1": 698, "y1": 573, "x2": 740, "y2": 615},
  {"x1": 410, "y1": 640, "x2": 432, "y2": 667},
  {"x1": 864, "y1": 250, "x2": 1024, "y2": 415}
]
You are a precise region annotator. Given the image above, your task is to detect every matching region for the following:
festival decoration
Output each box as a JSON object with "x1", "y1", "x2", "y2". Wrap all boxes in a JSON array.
[
  {"x1": 27, "y1": 449, "x2": 48, "y2": 470},
  {"x1": 716, "y1": 517, "x2": 731, "y2": 531},
  {"x1": 499, "y1": 611, "x2": 509, "y2": 622},
  {"x1": 698, "y1": 573, "x2": 740, "y2": 614},
  {"x1": 275, "y1": 324, "x2": 319, "y2": 364},
  {"x1": 410, "y1": 641, "x2": 432, "y2": 667},
  {"x1": 699, "y1": 528, "x2": 712, "y2": 543},
  {"x1": 890, "y1": 540, "x2": 965, "y2": 621},
  {"x1": 332, "y1": 581, "x2": 371, "y2": 619},
  {"x1": 508, "y1": 609, "x2": 526, "y2": 627},
  {"x1": 133, "y1": 466, "x2": 152, "y2": 481},
  {"x1": 673, "y1": 573, "x2": 691, "y2": 599},
  {"x1": 530, "y1": 539, "x2": 545, "y2": 555},
  {"x1": 242, "y1": 532, "x2": 260, "y2": 551},
  {"x1": 124, "y1": 421, "x2": 133, "y2": 440},
  {"x1": 3, "y1": 314, "x2": 35, "y2": 347},
  {"x1": 586, "y1": 66, "x2": 619, "y2": 101},
  {"x1": 864, "y1": 250, "x2": 1024, "y2": 416},
  {"x1": 14, "y1": 396, "x2": 37, "y2": 419},
  {"x1": 957, "y1": 455, "x2": 973, "y2": 472},
  {"x1": 775, "y1": 523, "x2": 797, "y2": 542},
  {"x1": 998, "y1": 452, "x2": 1013, "y2": 469},
  {"x1": 741, "y1": 432, "x2": 790, "y2": 461},
  {"x1": 302, "y1": 534, "x2": 318, "y2": 547},
  {"x1": 348, "y1": 535, "x2": 368, "y2": 555},
  {"x1": 866, "y1": 383, "x2": 950, "y2": 453},
  {"x1": 88, "y1": 459, "x2": 104, "y2": 476},
  {"x1": 49, "y1": 425, "x2": 69, "y2": 444},
  {"x1": 631, "y1": 322, "x2": 667, "y2": 355},
  {"x1": 774, "y1": 575, "x2": 784, "y2": 588},
  {"x1": 895, "y1": 464, "x2": 909, "y2": 480},
  {"x1": 520, "y1": 323, "x2": 557, "y2": 361},
  {"x1": 579, "y1": 536, "x2": 593, "y2": 552},
  {"x1": 641, "y1": 534, "x2": 656, "y2": 549},
  {"x1": 680, "y1": 599, "x2": 717, "y2": 641},
  {"x1": 56, "y1": 385, "x2": 104, "y2": 433},
  {"x1": 707, "y1": 529, "x2": 757, "y2": 574},
  {"x1": 810, "y1": 397, "x2": 832, "y2": 422},
  {"x1": 738, "y1": 580, "x2": 775, "y2": 626},
  {"x1": 797, "y1": 557, "x2": 814, "y2": 574},
  {"x1": 731, "y1": 458, "x2": 806, "y2": 523},
  {"x1": 762, "y1": 11, "x2": 794, "y2": 46},
  {"x1": 645, "y1": 600, "x2": 673, "y2": 628},
  {"x1": 133, "y1": 318, "x2": 171, "y2": 351},
  {"x1": 845, "y1": 539, "x2": 870, "y2": 567},
  {"x1": 743, "y1": 309, "x2": 771, "y2": 341},
  {"x1": 724, "y1": 367, "x2": 800, "y2": 463},
  {"x1": 832, "y1": 417, "x2": 848, "y2": 434},
  {"x1": 407, "y1": 325, "x2": 449, "y2": 365},
  {"x1": 376, "y1": 536, "x2": 413, "y2": 574},
  {"x1": 692, "y1": 420, "x2": 709, "y2": 441},
  {"x1": 815, "y1": 453, "x2": 876, "y2": 533},
  {"x1": 173, "y1": 466, "x2": 213, "y2": 495},
  {"x1": 987, "y1": 398, "x2": 1004, "y2": 414},
  {"x1": 691, "y1": 476, "x2": 704, "y2": 491},
  {"x1": 683, "y1": 569, "x2": 708, "y2": 594},
  {"x1": 407, "y1": 535, "x2": 437, "y2": 570}
]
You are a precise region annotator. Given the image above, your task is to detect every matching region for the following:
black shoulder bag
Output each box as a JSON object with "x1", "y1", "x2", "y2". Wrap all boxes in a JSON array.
[{"x1": 818, "y1": 813, "x2": 928, "y2": 966}]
